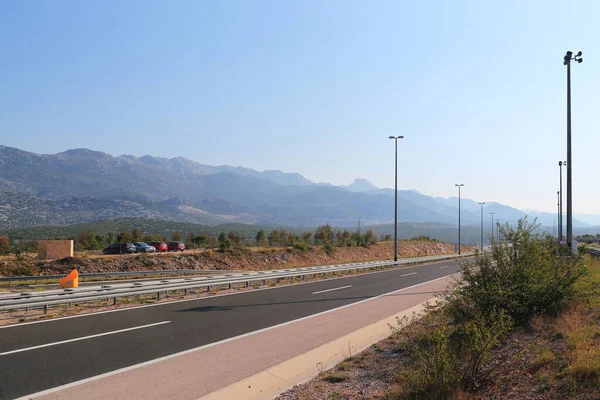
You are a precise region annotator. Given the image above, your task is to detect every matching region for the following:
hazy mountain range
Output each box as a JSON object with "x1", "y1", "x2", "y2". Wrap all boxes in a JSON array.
[{"x1": 0, "y1": 145, "x2": 597, "y2": 232}]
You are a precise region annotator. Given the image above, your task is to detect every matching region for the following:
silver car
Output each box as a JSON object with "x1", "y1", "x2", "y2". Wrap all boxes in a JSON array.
[{"x1": 133, "y1": 242, "x2": 156, "y2": 253}]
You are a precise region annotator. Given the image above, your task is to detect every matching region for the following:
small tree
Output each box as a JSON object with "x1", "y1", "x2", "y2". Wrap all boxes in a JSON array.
[
  {"x1": 267, "y1": 230, "x2": 280, "y2": 246},
  {"x1": 0, "y1": 236, "x2": 11, "y2": 255},
  {"x1": 185, "y1": 232, "x2": 195, "y2": 249},
  {"x1": 77, "y1": 231, "x2": 99, "y2": 250},
  {"x1": 117, "y1": 231, "x2": 133, "y2": 243},
  {"x1": 227, "y1": 231, "x2": 240, "y2": 247},
  {"x1": 194, "y1": 233, "x2": 209, "y2": 248},
  {"x1": 301, "y1": 232, "x2": 312, "y2": 244},
  {"x1": 172, "y1": 231, "x2": 182, "y2": 242},
  {"x1": 106, "y1": 232, "x2": 116, "y2": 246},
  {"x1": 255, "y1": 229, "x2": 266, "y2": 246},
  {"x1": 131, "y1": 228, "x2": 142, "y2": 242},
  {"x1": 218, "y1": 231, "x2": 231, "y2": 251},
  {"x1": 363, "y1": 229, "x2": 377, "y2": 245},
  {"x1": 314, "y1": 224, "x2": 334, "y2": 245}
]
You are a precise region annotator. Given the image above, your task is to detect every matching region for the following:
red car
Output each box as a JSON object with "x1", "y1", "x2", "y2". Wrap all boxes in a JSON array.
[
  {"x1": 149, "y1": 241, "x2": 168, "y2": 252},
  {"x1": 167, "y1": 241, "x2": 185, "y2": 252}
]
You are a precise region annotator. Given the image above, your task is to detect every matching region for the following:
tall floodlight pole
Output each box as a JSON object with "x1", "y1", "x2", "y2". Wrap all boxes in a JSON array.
[
  {"x1": 564, "y1": 51, "x2": 582, "y2": 249},
  {"x1": 455, "y1": 184, "x2": 464, "y2": 254},
  {"x1": 479, "y1": 202, "x2": 485, "y2": 251},
  {"x1": 490, "y1": 212, "x2": 496, "y2": 242},
  {"x1": 389, "y1": 136, "x2": 404, "y2": 261}
]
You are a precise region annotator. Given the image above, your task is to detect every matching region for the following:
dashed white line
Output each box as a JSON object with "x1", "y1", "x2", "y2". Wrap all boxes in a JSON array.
[
  {"x1": 1, "y1": 321, "x2": 171, "y2": 356},
  {"x1": 312, "y1": 285, "x2": 353, "y2": 295},
  {"x1": 440, "y1": 266, "x2": 449, "y2": 269},
  {"x1": 400, "y1": 272, "x2": 417, "y2": 277}
]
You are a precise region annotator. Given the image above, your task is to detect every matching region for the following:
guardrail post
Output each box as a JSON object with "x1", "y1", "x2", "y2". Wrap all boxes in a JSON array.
[
  {"x1": 44, "y1": 305, "x2": 48, "y2": 314},
  {"x1": 245, "y1": 281, "x2": 249, "y2": 287},
  {"x1": 157, "y1": 291, "x2": 160, "y2": 299},
  {"x1": 113, "y1": 297, "x2": 117, "y2": 305},
  {"x1": 228, "y1": 283, "x2": 232, "y2": 289},
  {"x1": 184, "y1": 288, "x2": 188, "y2": 296},
  {"x1": 263, "y1": 279, "x2": 266, "y2": 285}
]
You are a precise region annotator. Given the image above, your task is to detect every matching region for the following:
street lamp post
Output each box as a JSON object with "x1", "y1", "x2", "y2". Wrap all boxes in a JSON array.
[
  {"x1": 389, "y1": 135, "x2": 404, "y2": 261},
  {"x1": 490, "y1": 212, "x2": 496, "y2": 242},
  {"x1": 496, "y1": 220, "x2": 501, "y2": 241},
  {"x1": 455, "y1": 184, "x2": 464, "y2": 254},
  {"x1": 479, "y1": 202, "x2": 485, "y2": 251},
  {"x1": 564, "y1": 51, "x2": 582, "y2": 249},
  {"x1": 558, "y1": 160, "x2": 566, "y2": 242},
  {"x1": 557, "y1": 191, "x2": 560, "y2": 242}
]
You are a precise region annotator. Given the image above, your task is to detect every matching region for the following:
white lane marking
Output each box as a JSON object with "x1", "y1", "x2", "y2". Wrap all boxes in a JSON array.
[
  {"x1": 1, "y1": 321, "x2": 170, "y2": 356},
  {"x1": 312, "y1": 285, "x2": 353, "y2": 295},
  {"x1": 0, "y1": 256, "x2": 465, "y2": 330},
  {"x1": 400, "y1": 272, "x2": 417, "y2": 277},
  {"x1": 440, "y1": 266, "x2": 449, "y2": 269},
  {"x1": 14, "y1": 274, "x2": 458, "y2": 400}
]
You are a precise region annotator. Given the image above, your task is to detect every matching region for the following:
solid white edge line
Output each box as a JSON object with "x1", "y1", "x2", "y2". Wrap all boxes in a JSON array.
[
  {"x1": 0, "y1": 255, "x2": 466, "y2": 330},
  {"x1": 312, "y1": 285, "x2": 353, "y2": 295},
  {"x1": 400, "y1": 272, "x2": 418, "y2": 277},
  {"x1": 1, "y1": 321, "x2": 171, "y2": 356},
  {"x1": 14, "y1": 273, "x2": 457, "y2": 400}
]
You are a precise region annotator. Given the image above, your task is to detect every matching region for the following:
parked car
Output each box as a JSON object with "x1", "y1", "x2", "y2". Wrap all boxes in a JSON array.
[
  {"x1": 167, "y1": 241, "x2": 185, "y2": 252},
  {"x1": 148, "y1": 241, "x2": 168, "y2": 252},
  {"x1": 133, "y1": 242, "x2": 156, "y2": 253},
  {"x1": 103, "y1": 242, "x2": 136, "y2": 255}
]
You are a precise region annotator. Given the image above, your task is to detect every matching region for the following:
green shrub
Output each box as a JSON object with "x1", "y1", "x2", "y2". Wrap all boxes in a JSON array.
[
  {"x1": 293, "y1": 243, "x2": 308, "y2": 251},
  {"x1": 322, "y1": 372, "x2": 347, "y2": 383},
  {"x1": 324, "y1": 243, "x2": 336, "y2": 255},
  {"x1": 398, "y1": 322, "x2": 460, "y2": 399},
  {"x1": 446, "y1": 217, "x2": 585, "y2": 327}
]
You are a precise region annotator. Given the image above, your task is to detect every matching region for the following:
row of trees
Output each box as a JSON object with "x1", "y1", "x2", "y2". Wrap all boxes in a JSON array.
[
  {"x1": 69, "y1": 225, "x2": 388, "y2": 252},
  {"x1": 0, "y1": 225, "x2": 400, "y2": 255}
]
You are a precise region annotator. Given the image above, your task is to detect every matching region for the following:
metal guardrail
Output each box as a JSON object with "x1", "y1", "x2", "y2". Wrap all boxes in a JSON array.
[
  {"x1": 0, "y1": 253, "x2": 472, "y2": 313},
  {"x1": 587, "y1": 248, "x2": 600, "y2": 257},
  {"x1": 0, "y1": 269, "x2": 244, "y2": 285}
]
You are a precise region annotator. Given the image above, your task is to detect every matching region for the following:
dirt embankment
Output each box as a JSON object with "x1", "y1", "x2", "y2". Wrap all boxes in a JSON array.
[{"x1": 0, "y1": 241, "x2": 474, "y2": 277}]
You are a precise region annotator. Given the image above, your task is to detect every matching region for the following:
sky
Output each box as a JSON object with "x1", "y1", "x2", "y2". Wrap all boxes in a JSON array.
[{"x1": 1, "y1": 0, "x2": 599, "y2": 214}]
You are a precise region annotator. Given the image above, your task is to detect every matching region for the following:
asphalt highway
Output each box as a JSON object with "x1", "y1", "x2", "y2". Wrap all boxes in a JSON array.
[{"x1": 0, "y1": 258, "x2": 465, "y2": 400}]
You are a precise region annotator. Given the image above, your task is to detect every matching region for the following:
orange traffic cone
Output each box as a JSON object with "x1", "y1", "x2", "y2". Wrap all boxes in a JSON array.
[{"x1": 60, "y1": 269, "x2": 79, "y2": 288}]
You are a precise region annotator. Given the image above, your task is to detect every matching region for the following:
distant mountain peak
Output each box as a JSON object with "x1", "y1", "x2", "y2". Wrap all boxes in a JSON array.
[{"x1": 346, "y1": 178, "x2": 379, "y2": 192}]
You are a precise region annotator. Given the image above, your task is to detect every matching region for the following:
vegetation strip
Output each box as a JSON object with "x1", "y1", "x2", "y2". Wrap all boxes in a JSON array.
[{"x1": 278, "y1": 217, "x2": 600, "y2": 399}]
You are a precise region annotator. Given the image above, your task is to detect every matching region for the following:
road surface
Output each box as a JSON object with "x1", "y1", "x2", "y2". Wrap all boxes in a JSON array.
[{"x1": 0, "y1": 258, "x2": 465, "y2": 400}]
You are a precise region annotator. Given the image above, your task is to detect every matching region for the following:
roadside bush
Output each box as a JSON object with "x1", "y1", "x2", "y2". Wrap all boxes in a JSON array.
[
  {"x1": 293, "y1": 243, "x2": 308, "y2": 251},
  {"x1": 394, "y1": 217, "x2": 587, "y2": 397},
  {"x1": 446, "y1": 217, "x2": 585, "y2": 327},
  {"x1": 323, "y1": 242, "x2": 336, "y2": 255},
  {"x1": 453, "y1": 309, "x2": 513, "y2": 390},
  {"x1": 397, "y1": 318, "x2": 460, "y2": 399}
]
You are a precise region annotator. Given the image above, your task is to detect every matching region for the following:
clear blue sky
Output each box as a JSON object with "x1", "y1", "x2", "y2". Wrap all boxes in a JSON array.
[{"x1": 1, "y1": 1, "x2": 598, "y2": 213}]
